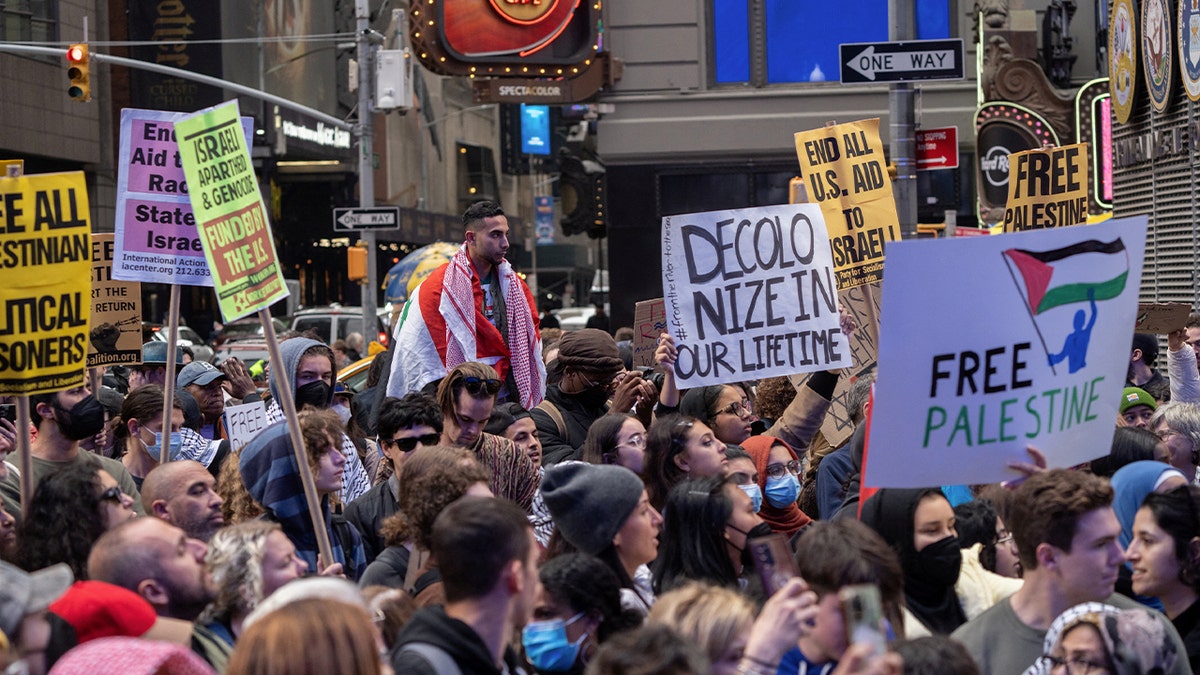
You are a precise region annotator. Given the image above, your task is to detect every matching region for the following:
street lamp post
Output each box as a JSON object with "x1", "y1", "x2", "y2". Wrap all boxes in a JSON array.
[{"x1": 357, "y1": 0, "x2": 379, "y2": 344}]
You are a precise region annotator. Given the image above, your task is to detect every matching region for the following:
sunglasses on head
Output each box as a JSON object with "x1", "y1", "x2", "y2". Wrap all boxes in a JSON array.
[
  {"x1": 382, "y1": 433, "x2": 441, "y2": 453},
  {"x1": 99, "y1": 486, "x2": 124, "y2": 503},
  {"x1": 460, "y1": 376, "x2": 501, "y2": 397}
]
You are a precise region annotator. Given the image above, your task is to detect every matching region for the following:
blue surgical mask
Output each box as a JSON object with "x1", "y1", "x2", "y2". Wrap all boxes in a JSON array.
[
  {"x1": 738, "y1": 483, "x2": 763, "y2": 513},
  {"x1": 765, "y1": 473, "x2": 800, "y2": 509},
  {"x1": 144, "y1": 431, "x2": 184, "y2": 460},
  {"x1": 522, "y1": 612, "x2": 586, "y2": 672}
]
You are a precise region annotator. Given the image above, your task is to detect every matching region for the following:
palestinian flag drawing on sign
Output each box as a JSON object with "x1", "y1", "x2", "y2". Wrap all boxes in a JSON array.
[{"x1": 1002, "y1": 239, "x2": 1129, "y2": 375}]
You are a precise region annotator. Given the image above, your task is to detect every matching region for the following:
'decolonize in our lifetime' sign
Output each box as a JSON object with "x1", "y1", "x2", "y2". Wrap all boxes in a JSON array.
[
  {"x1": 661, "y1": 204, "x2": 853, "y2": 388},
  {"x1": 866, "y1": 216, "x2": 1147, "y2": 488}
]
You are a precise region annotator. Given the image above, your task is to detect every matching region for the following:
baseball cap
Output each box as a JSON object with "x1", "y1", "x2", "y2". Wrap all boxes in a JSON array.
[
  {"x1": 1120, "y1": 387, "x2": 1157, "y2": 414},
  {"x1": 177, "y1": 361, "x2": 226, "y2": 388},
  {"x1": 140, "y1": 341, "x2": 184, "y2": 368},
  {"x1": 0, "y1": 561, "x2": 73, "y2": 639}
]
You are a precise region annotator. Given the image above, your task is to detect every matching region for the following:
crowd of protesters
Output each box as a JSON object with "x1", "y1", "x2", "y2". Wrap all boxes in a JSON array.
[{"x1": 2, "y1": 201, "x2": 1200, "y2": 675}]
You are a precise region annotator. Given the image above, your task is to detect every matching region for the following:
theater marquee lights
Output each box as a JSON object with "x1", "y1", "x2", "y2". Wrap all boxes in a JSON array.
[{"x1": 409, "y1": 0, "x2": 602, "y2": 78}]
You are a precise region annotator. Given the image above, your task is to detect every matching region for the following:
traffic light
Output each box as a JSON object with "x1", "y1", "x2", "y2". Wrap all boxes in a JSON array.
[
  {"x1": 66, "y1": 44, "x2": 91, "y2": 102},
  {"x1": 559, "y1": 149, "x2": 607, "y2": 239},
  {"x1": 347, "y1": 244, "x2": 367, "y2": 281}
]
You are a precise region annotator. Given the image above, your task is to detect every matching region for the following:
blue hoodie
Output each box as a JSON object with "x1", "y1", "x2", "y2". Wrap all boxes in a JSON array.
[{"x1": 240, "y1": 420, "x2": 366, "y2": 580}]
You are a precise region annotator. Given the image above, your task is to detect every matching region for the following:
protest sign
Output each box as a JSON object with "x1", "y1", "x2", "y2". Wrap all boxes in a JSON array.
[
  {"x1": 224, "y1": 400, "x2": 268, "y2": 453},
  {"x1": 794, "y1": 119, "x2": 900, "y2": 290},
  {"x1": 661, "y1": 204, "x2": 852, "y2": 388},
  {"x1": 866, "y1": 216, "x2": 1147, "y2": 487},
  {"x1": 0, "y1": 171, "x2": 92, "y2": 394},
  {"x1": 113, "y1": 109, "x2": 253, "y2": 286},
  {"x1": 88, "y1": 234, "x2": 142, "y2": 368},
  {"x1": 1134, "y1": 302, "x2": 1192, "y2": 334},
  {"x1": 633, "y1": 298, "x2": 666, "y2": 368},
  {"x1": 1002, "y1": 143, "x2": 1089, "y2": 232},
  {"x1": 174, "y1": 101, "x2": 289, "y2": 322}
]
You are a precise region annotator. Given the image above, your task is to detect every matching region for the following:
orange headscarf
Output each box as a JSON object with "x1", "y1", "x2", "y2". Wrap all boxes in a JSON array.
[{"x1": 741, "y1": 435, "x2": 813, "y2": 537}]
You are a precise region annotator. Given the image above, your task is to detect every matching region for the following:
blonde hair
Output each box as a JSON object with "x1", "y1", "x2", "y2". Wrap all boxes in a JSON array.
[
  {"x1": 201, "y1": 521, "x2": 280, "y2": 626},
  {"x1": 227, "y1": 598, "x2": 382, "y2": 675},
  {"x1": 646, "y1": 582, "x2": 756, "y2": 666}
]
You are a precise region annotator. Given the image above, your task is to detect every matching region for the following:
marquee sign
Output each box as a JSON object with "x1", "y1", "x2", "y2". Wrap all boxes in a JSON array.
[{"x1": 975, "y1": 103, "x2": 1059, "y2": 224}]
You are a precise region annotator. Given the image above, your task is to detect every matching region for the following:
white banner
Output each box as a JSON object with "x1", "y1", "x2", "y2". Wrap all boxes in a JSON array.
[{"x1": 223, "y1": 400, "x2": 268, "y2": 453}]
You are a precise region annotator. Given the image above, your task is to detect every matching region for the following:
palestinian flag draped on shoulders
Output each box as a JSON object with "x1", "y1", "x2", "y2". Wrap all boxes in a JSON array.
[{"x1": 386, "y1": 244, "x2": 545, "y2": 409}]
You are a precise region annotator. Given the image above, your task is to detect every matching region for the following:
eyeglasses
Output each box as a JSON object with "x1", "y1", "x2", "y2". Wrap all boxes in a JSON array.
[
  {"x1": 99, "y1": 486, "x2": 124, "y2": 503},
  {"x1": 717, "y1": 401, "x2": 750, "y2": 418},
  {"x1": 460, "y1": 377, "x2": 501, "y2": 397},
  {"x1": 1158, "y1": 428, "x2": 1182, "y2": 441},
  {"x1": 765, "y1": 460, "x2": 802, "y2": 479},
  {"x1": 618, "y1": 433, "x2": 646, "y2": 450},
  {"x1": 1043, "y1": 655, "x2": 1110, "y2": 674},
  {"x1": 382, "y1": 433, "x2": 440, "y2": 453},
  {"x1": 583, "y1": 371, "x2": 622, "y2": 392},
  {"x1": 997, "y1": 530, "x2": 1014, "y2": 545}
]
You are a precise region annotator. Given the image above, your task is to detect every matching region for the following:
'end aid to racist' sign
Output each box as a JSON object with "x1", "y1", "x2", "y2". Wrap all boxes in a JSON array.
[
  {"x1": 866, "y1": 215, "x2": 1146, "y2": 488},
  {"x1": 0, "y1": 171, "x2": 92, "y2": 394},
  {"x1": 661, "y1": 204, "x2": 852, "y2": 387},
  {"x1": 174, "y1": 101, "x2": 289, "y2": 322}
]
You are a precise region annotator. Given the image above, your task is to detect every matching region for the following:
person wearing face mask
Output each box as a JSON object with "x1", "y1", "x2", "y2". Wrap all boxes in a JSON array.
[
  {"x1": 741, "y1": 436, "x2": 812, "y2": 542},
  {"x1": 1, "y1": 383, "x2": 143, "y2": 520},
  {"x1": 263, "y1": 337, "x2": 371, "y2": 504},
  {"x1": 113, "y1": 385, "x2": 186, "y2": 489},
  {"x1": 725, "y1": 446, "x2": 763, "y2": 515},
  {"x1": 523, "y1": 553, "x2": 643, "y2": 674},
  {"x1": 860, "y1": 488, "x2": 967, "y2": 638}
]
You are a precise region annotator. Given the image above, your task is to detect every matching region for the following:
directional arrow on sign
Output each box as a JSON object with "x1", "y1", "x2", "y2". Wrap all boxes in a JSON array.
[
  {"x1": 332, "y1": 206, "x2": 401, "y2": 231},
  {"x1": 839, "y1": 39, "x2": 965, "y2": 84},
  {"x1": 917, "y1": 156, "x2": 949, "y2": 166},
  {"x1": 846, "y1": 45, "x2": 957, "y2": 81}
]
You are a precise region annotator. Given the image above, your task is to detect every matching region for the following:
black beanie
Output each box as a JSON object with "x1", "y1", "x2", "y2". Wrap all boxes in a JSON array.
[{"x1": 540, "y1": 462, "x2": 644, "y2": 556}]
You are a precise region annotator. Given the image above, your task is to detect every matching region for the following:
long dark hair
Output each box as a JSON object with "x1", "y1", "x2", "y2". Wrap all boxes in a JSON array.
[
  {"x1": 16, "y1": 460, "x2": 110, "y2": 579},
  {"x1": 539, "y1": 553, "x2": 642, "y2": 642},
  {"x1": 1141, "y1": 485, "x2": 1200, "y2": 593},
  {"x1": 580, "y1": 413, "x2": 638, "y2": 465},
  {"x1": 642, "y1": 414, "x2": 700, "y2": 511},
  {"x1": 651, "y1": 476, "x2": 738, "y2": 594}
]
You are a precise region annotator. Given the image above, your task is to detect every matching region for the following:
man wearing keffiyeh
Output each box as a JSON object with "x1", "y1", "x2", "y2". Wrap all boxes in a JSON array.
[{"x1": 388, "y1": 201, "x2": 545, "y2": 409}]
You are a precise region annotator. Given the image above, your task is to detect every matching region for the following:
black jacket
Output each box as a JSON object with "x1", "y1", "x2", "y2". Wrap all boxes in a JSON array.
[
  {"x1": 343, "y1": 479, "x2": 399, "y2": 562},
  {"x1": 530, "y1": 385, "x2": 607, "y2": 466},
  {"x1": 391, "y1": 605, "x2": 526, "y2": 675}
]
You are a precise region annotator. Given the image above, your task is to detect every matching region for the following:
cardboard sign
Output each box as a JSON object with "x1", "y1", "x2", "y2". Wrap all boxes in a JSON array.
[
  {"x1": 112, "y1": 109, "x2": 252, "y2": 286},
  {"x1": 661, "y1": 204, "x2": 852, "y2": 387},
  {"x1": 223, "y1": 400, "x2": 269, "y2": 452},
  {"x1": 633, "y1": 298, "x2": 666, "y2": 368},
  {"x1": 88, "y1": 234, "x2": 142, "y2": 368},
  {"x1": 0, "y1": 171, "x2": 92, "y2": 394},
  {"x1": 867, "y1": 216, "x2": 1147, "y2": 487},
  {"x1": 1002, "y1": 143, "x2": 1089, "y2": 232},
  {"x1": 174, "y1": 101, "x2": 289, "y2": 322},
  {"x1": 1135, "y1": 302, "x2": 1192, "y2": 334},
  {"x1": 793, "y1": 119, "x2": 900, "y2": 289}
]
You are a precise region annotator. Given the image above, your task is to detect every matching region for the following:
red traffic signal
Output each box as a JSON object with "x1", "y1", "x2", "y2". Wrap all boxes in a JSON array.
[{"x1": 66, "y1": 43, "x2": 91, "y2": 102}]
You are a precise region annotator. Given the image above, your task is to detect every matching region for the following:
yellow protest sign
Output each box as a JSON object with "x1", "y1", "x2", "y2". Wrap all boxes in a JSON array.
[
  {"x1": 89, "y1": 234, "x2": 142, "y2": 368},
  {"x1": 174, "y1": 101, "x2": 288, "y2": 322},
  {"x1": 0, "y1": 171, "x2": 92, "y2": 394},
  {"x1": 1002, "y1": 143, "x2": 1089, "y2": 232},
  {"x1": 794, "y1": 119, "x2": 899, "y2": 290}
]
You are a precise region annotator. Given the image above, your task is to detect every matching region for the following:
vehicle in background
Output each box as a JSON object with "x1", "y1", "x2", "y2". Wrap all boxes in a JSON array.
[
  {"x1": 551, "y1": 306, "x2": 595, "y2": 332},
  {"x1": 212, "y1": 340, "x2": 272, "y2": 369},
  {"x1": 212, "y1": 316, "x2": 288, "y2": 347},
  {"x1": 143, "y1": 323, "x2": 215, "y2": 363},
  {"x1": 290, "y1": 304, "x2": 389, "y2": 347},
  {"x1": 337, "y1": 355, "x2": 376, "y2": 393}
]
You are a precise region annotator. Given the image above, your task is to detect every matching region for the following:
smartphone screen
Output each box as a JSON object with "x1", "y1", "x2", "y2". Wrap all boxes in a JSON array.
[
  {"x1": 748, "y1": 533, "x2": 799, "y2": 596},
  {"x1": 839, "y1": 584, "x2": 887, "y2": 657}
]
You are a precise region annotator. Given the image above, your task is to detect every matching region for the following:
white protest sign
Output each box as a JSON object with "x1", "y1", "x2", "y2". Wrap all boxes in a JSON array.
[
  {"x1": 866, "y1": 216, "x2": 1147, "y2": 487},
  {"x1": 661, "y1": 204, "x2": 852, "y2": 387},
  {"x1": 223, "y1": 400, "x2": 268, "y2": 452}
]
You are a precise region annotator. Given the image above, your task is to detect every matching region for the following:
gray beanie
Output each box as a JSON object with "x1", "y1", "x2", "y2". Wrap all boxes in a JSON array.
[{"x1": 540, "y1": 462, "x2": 644, "y2": 556}]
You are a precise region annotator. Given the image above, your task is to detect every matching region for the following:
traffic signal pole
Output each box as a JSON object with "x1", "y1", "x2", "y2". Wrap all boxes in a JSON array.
[
  {"x1": 889, "y1": 0, "x2": 918, "y2": 238},
  {"x1": 355, "y1": 0, "x2": 380, "y2": 346}
]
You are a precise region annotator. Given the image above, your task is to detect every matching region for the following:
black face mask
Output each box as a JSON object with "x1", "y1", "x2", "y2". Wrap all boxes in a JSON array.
[
  {"x1": 912, "y1": 535, "x2": 963, "y2": 587},
  {"x1": 577, "y1": 385, "x2": 610, "y2": 410},
  {"x1": 295, "y1": 380, "x2": 331, "y2": 409},
  {"x1": 54, "y1": 395, "x2": 106, "y2": 441},
  {"x1": 730, "y1": 522, "x2": 774, "y2": 570}
]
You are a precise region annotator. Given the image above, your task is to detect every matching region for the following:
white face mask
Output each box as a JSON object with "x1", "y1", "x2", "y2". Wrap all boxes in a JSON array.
[{"x1": 332, "y1": 402, "x2": 352, "y2": 424}]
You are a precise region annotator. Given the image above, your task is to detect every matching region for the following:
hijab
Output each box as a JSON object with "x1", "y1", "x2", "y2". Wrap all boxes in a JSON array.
[
  {"x1": 1111, "y1": 460, "x2": 1187, "y2": 551},
  {"x1": 859, "y1": 488, "x2": 966, "y2": 635},
  {"x1": 741, "y1": 436, "x2": 812, "y2": 537},
  {"x1": 1023, "y1": 602, "x2": 1180, "y2": 675}
]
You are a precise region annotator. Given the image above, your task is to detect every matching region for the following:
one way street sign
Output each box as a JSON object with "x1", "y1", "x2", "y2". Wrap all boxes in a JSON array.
[
  {"x1": 333, "y1": 206, "x2": 401, "y2": 231},
  {"x1": 839, "y1": 39, "x2": 964, "y2": 83}
]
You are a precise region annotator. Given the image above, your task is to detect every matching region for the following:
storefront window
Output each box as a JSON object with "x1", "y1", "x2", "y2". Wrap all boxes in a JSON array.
[{"x1": 1, "y1": 0, "x2": 56, "y2": 42}]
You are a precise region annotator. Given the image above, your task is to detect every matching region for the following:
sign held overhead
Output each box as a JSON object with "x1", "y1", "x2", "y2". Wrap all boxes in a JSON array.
[
  {"x1": 840, "y1": 39, "x2": 965, "y2": 83},
  {"x1": 334, "y1": 206, "x2": 401, "y2": 231}
]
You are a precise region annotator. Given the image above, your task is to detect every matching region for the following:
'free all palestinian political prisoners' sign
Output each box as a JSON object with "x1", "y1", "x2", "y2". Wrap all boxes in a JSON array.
[
  {"x1": 661, "y1": 204, "x2": 852, "y2": 388},
  {"x1": 794, "y1": 118, "x2": 900, "y2": 290},
  {"x1": 174, "y1": 101, "x2": 289, "y2": 322},
  {"x1": 866, "y1": 216, "x2": 1147, "y2": 487},
  {"x1": 0, "y1": 171, "x2": 92, "y2": 394},
  {"x1": 1003, "y1": 143, "x2": 1089, "y2": 232}
]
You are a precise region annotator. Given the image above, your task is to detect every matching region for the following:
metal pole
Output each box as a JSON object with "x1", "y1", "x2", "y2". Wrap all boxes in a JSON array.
[
  {"x1": 889, "y1": 0, "x2": 918, "y2": 238},
  {"x1": 356, "y1": 0, "x2": 378, "y2": 343}
]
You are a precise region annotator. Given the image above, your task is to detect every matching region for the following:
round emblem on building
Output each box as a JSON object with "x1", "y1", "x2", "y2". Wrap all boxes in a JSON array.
[
  {"x1": 1180, "y1": 0, "x2": 1200, "y2": 100},
  {"x1": 1143, "y1": 0, "x2": 1173, "y2": 112},
  {"x1": 487, "y1": 0, "x2": 560, "y2": 25},
  {"x1": 1110, "y1": 0, "x2": 1138, "y2": 123}
]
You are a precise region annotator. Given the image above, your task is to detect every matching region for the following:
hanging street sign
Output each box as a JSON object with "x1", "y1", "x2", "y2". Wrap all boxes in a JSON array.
[
  {"x1": 333, "y1": 206, "x2": 401, "y2": 231},
  {"x1": 916, "y1": 126, "x2": 959, "y2": 170},
  {"x1": 839, "y1": 39, "x2": 965, "y2": 83}
]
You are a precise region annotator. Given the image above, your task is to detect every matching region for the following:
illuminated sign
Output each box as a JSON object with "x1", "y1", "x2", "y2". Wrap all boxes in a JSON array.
[
  {"x1": 489, "y1": 0, "x2": 559, "y2": 25},
  {"x1": 975, "y1": 103, "x2": 1058, "y2": 223},
  {"x1": 520, "y1": 104, "x2": 551, "y2": 155}
]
